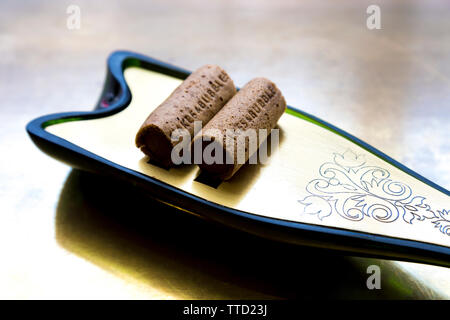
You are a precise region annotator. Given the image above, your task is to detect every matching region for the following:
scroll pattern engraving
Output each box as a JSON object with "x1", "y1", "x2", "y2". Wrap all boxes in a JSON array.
[{"x1": 298, "y1": 150, "x2": 450, "y2": 236}]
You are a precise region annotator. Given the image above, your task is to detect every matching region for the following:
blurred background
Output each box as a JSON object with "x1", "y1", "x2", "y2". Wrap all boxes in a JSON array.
[{"x1": 0, "y1": 0, "x2": 449, "y2": 299}]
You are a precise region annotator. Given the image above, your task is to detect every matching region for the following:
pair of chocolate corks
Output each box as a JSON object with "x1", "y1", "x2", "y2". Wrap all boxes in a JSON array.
[{"x1": 135, "y1": 64, "x2": 286, "y2": 180}]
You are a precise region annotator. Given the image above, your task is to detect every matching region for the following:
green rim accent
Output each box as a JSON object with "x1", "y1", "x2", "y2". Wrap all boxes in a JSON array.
[
  {"x1": 123, "y1": 58, "x2": 141, "y2": 69},
  {"x1": 286, "y1": 108, "x2": 335, "y2": 131}
]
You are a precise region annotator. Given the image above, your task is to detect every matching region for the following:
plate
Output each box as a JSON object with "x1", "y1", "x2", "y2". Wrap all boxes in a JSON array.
[{"x1": 27, "y1": 51, "x2": 450, "y2": 267}]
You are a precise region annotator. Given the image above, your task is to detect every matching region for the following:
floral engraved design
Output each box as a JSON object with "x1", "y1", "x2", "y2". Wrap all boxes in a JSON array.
[{"x1": 298, "y1": 150, "x2": 450, "y2": 236}]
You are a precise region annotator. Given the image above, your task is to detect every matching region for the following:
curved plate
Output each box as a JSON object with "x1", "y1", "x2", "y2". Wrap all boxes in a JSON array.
[{"x1": 27, "y1": 51, "x2": 450, "y2": 267}]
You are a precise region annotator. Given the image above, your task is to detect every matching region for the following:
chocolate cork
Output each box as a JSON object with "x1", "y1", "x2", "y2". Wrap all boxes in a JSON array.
[
  {"x1": 193, "y1": 77, "x2": 286, "y2": 180},
  {"x1": 135, "y1": 65, "x2": 236, "y2": 167}
]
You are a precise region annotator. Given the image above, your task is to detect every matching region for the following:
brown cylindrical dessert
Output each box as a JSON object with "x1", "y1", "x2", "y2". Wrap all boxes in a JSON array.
[
  {"x1": 193, "y1": 77, "x2": 286, "y2": 180},
  {"x1": 135, "y1": 64, "x2": 236, "y2": 167}
]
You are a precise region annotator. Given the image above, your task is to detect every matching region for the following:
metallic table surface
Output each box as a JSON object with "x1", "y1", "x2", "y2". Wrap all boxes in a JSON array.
[{"x1": 0, "y1": 0, "x2": 449, "y2": 299}]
